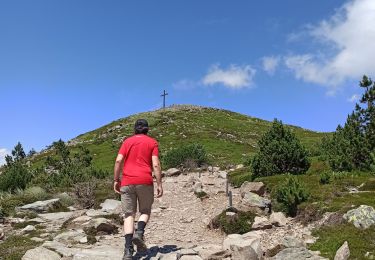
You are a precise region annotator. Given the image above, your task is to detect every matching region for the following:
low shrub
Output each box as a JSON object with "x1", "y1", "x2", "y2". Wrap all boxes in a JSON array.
[
  {"x1": 210, "y1": 208, "x2": 255, "y2": 234},
  {"x1": 0, "y1": 163, "x2": 33, "y2": 192},
  {"x1": 74, "y1": 182, "x2": 96, "y2": 209},
  {"x1": 162, "y1": 143, "x2": 207, "y2": 169},
  {"x1": 319, "y1": 171, "x2": 331, "y2": 185},
  {"x1": 228, "y1": 167, "x2": 252, "y2": 187},
  {"x1": 276, "y1": 175, "x2": 310, "y2": 217}
]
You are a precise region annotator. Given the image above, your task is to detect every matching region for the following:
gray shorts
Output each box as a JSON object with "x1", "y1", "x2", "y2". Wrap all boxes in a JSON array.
[{"x1": 120, "y1": 185, "x2": 154, "y2": 216}]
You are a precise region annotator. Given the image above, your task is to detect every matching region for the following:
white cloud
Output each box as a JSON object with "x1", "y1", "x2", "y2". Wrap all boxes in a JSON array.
[
  {"x1": 348, "y1": 93, "x2": 361, "y2": 102},
  {"x1": 262, "y1": 56, "x2": 280, "y2": 75},
  {"x1": 285, "y1": 0, "x2": 375, "y2": 89},
  {"x1": 0, "y1": 148, "x2": 9, "y2": 166},
  {"x1": 202, "y1": 64, "x2": 256, "y2": 89}
]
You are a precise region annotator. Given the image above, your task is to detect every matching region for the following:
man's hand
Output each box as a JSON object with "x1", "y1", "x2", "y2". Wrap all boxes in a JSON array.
[
  {"x1": 156, "y1": 184, "x2": 163, "y2": 198},
  {"x1": 114, "y1": 181, "x2": 121, "y2": 194}
]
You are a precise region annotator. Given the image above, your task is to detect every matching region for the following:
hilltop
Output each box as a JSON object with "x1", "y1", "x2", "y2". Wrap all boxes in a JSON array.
[{"x1": 34, "y1": 105, "x2": 325, "y2": 172}]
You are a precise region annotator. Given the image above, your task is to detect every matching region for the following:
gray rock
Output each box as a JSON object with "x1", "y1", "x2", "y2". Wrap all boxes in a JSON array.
[
  {"x1": 72, "y1": 245, "x2": 123, "y2": 260},
  {"x1": 223, "y1": 234, "x2": 261, "y2": 258},
  {"x1": 99, "y1": 199, "x2": 121, "y2": 213},
  {"x1": 241, "y1": 192, "x2": 271, "y2": 209},
  {"x1": 16, "y1": 199, "x2": 61, "y2": 213},
  {"x1": 334, "y1": 241, "x2": 350, "y2": 260},
  {"x1": 72, "y1": 215, "x2": 92, "y2": 223},
  {"x1": 0, "y1": 228, "x2": 4, "y2": 240},
  {"x1": 164, "y1": 168, "x2": 181, "y2": 177},
  {"x1": 85, "y1": 209, "x2": 111, "y2": 217},
  {"x1": 217, "y1": 171, "x2": 228, "y2": 179},
  {"x1": 193, "y1": 244, "x2": 229, "y2": 260},
  {"x1": 90, "y1": 217, "x2": 117, "y2": 234},
  {"x1": 231, "y1": 244, "x2": 259, "y2": 260},
  {"x1": 252, "y1": 216, "x2": 272, "y2": 230},
  {"x1": 22, "y1": 246, "x2": 61, "y2": 260},
  {"x1": 43, "y1": 240, "x2": 79, "y2": 257},
  {"x1": 22, "y1": 225, "x2": 36, "y2": 232},
  {"x1": 30, "y1": 237, "x2": 44, "y2": 242},
  {"x1": 179, "y1": 256, "x2": 203, "y2": 260},
  {"x1": 193, "y1": 182, "x2": 203, "y2": 193},
  {"x1": 270, "y1": 212, "x2": 288, "y2": 227},
  {"x1": 272, "y1": 247, "x2": 327, "y2": 260},
  {"x1": 54, "y1": 229, "x2": 86, "y2": 244},
  {"x1": 240, "y1": 182, "x2": 266, "y2": 197},
  {"x1": 38, "y1": 211, "x2": 75, "y2": 228},
  {"x1": 282, "y1": 236, "x2": 305, "y2": 248},
  {"x1": 343, "y1": 205, "x2": 375, "y2": 229}
]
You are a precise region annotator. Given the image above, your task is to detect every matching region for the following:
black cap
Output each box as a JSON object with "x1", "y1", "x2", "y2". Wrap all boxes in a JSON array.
[{"x1": 134, "y1": 119, "x2": 149, "y2": 134}]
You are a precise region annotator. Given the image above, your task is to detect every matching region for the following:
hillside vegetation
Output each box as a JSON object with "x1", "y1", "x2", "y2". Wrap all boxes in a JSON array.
[{"x1": 34, "y1": 105, "x2": 324, "y2": 172}]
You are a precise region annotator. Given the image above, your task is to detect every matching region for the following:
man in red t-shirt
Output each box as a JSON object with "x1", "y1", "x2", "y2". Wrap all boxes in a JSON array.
[{"x1": 113, "y1": 119, "x2": 163, "y2": 260}]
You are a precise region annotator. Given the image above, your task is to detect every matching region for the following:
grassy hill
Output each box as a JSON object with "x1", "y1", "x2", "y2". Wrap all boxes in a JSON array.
[{"x1": 37, "y1": 105, "x2": 325, "y2": 172}]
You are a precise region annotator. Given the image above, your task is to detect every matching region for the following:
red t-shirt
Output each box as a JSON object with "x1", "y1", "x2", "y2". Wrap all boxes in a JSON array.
[{"x1": 118, "y1": 134, "x2": 159, "y2": 186}]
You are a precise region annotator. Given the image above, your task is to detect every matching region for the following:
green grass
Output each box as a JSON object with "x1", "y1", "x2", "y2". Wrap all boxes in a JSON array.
[
  {"x1": 257, "y1": 171, "x2": 375, "y2": 213},
  {"x1": 310, "y1": 224, "x2": 375, "y2": 259},
  {"x1": 228, "y1": 167, "x2": 252, "y2": 187},
  {"x1": 0, "y1": 235, "x2": 42, "y2": 260},
  {"x1": 29, "y1": 105, "x2": 325, "y2": 172}
]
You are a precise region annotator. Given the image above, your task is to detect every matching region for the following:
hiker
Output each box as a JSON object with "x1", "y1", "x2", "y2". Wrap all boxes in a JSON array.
[{"x1": 113, "y1": 119, "x2": 163, "y2": 260}]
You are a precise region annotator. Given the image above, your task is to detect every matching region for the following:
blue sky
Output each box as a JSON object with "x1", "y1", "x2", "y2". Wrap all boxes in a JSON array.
[{"x1": 1, "y1": 0, "x2": 375, "y2": 163}]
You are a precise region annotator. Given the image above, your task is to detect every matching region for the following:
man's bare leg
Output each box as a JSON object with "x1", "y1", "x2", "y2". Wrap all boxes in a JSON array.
[{"x1": 132, "y1": 213, "x2": 150, "y2": 252}]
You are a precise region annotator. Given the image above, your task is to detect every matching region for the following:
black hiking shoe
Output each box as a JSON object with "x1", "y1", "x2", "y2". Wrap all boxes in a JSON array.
[
  {"x1": 122, "y1": 246, "x2": 134, "y2": 260},
  {"x1": 132, "y1": 230, "x2": 147, "y2": 253}
]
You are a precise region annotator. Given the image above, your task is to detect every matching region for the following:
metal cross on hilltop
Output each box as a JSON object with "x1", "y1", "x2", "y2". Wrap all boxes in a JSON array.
[{"x1": 161, "y1": 90, "x2": 168, "y2": 109}]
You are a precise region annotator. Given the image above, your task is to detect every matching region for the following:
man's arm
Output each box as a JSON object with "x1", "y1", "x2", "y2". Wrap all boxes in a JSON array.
[
  {"x1": 152, "y1": 155, "x2": 163, "y2": 198},
  {"x1": 113, "y1": 154, "x2": 124, "y2": 194}
]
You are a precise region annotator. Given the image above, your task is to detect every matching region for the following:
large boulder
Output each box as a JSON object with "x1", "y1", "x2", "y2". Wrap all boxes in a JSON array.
[
  {"x1": 334, "y1": 241, "x2": 350, "y2": 260},
  {"x1": 89, "y1": 217, "x2": 117, "y2": 234},
  {"x1": 54, "y1": 229, "x2": 87, "y2": 244},
  {"x1": 240, "y1": 182, "x2": 266, "y2": 197},
  {"x1": 223, "y1": 234, "x2": 261, "y2": 259},
  {"x1": 22, "y1": 246, "x2": 61, "y2": 260},
  {"x1": 252, "y1": 216, "x2": 272, "y2": 230},
  {"x1": 16, "y1": 199, "x2": 61, "y2": 213},
  {"x1": 343, "y1": 205, "x2": 375, "y2": 229},
  {"x1": 38, "y1": 212, "x2": 75, "y2": 227},
  {"x1": 231, "y1": 244, "x2": 258, "y2": 260},
  {"x1": 270, "y1": 212, "x2": 288, "y2": 227},
  {"x1": 99, "y1": 199, "x2": 121, "y2": 214},
  {"x1": 241, "y1": 192, "x2": 271, "y2": 210},
  {"x1": 272, "y1": 247, "x2": 327, "y2": 260},
  {"x1": 163, "y1": 168, "x2": 181, "y2": 177}
]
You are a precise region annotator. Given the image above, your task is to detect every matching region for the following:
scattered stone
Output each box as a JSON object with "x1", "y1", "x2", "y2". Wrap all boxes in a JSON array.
[
  {"x1": 241, "y1": 192, "x2": 271, "y2": 209},
  {"x1": 43, "y1": 240, "x2": 79, "y2": 257},
  {"x1": 22, "y1": 246, "x2": 61, "y2": 260},
  {"x1": 16, "y1": 199, "x2": 61, "y2": 213},
  {"x1": 193, "y1": 244, "x2": 229, "y2": 259},
  {"x1": 22, "y1": 225, "x2": 36, "y2": 232},
  {"x1": 100, "y1": 199, "x2": 121, "y2": 213},
  {"x1": 54, "y1": 229, "x2": 87, "y2": 244},
  {"x1": 79, "y1": 236, "x2": 88, "y2": 244},
  {"x1": 223, "y1": 234, "x2": 261, "y2": 258},
  {"x1": 225, "y1": 212, "x2": 238, "y2": 223},
  {"x1": 252, "y1": 216, "x2": 272, "y2": 230},
  {"x1": 343, "y1": 205, "x2": 375, "y2": 229},
  {"x1": 193, "y1": 182, "x2": 203, "y2": 193},
  {"x1": 72, "y1": 216, "x2": 92, "y2": 223},
  {"x1": 282, "y1": 236, "x2": 305, "y2": 248},
  {"x1": 89, "y1": 218, "x2": 117, "y2": 234},
  {"x1": 231, "y1": 244, "x2": 259, "y2": 260},
  {"x1": 272, "y1": 247, "x2": 327, "y2": 260},
  {"x1": 334, "y1": 241, "x2": 350, "y2": 260},
  {"x1": 164, "y1": 168, "x2": 181, "y2": 177},
  {"x1": 208, "y1": 166, "x2": 220, "y2": 172},
  {"x1": 31, "y1": 237, "x2": 44, "y2": 242},
  {"x1": 0, "y1": 228, "x2": 4, "y2": 240},
  {"x1": 240, "y1": 182, "x2": 265, "y2": 197},
  {"x1": 236, "y1": 164, "x2": 244, "y2": 169},
  {"x1": 270, "y1": 212, "x2": 288, "y2": 227},
  {"x1": 217, "y1": 171, "x2": 228, "y2": 179},
  {"x1": 85, "y1": 209, "x2": 111, "y2": 217}
]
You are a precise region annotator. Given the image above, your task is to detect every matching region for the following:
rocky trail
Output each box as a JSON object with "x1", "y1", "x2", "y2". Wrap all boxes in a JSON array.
[{"x1": 1, "y1": 167, "x2": 355, "y2": 260}]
